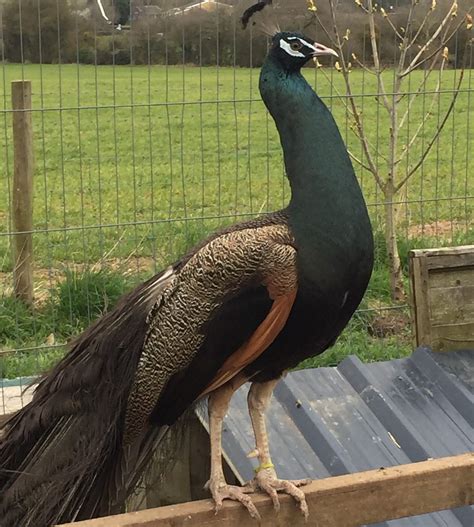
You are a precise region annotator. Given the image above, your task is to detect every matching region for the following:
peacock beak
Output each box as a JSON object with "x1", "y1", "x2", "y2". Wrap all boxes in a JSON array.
[{"x1": 311, "y1": 42, "x2": 338, "y2": 58}]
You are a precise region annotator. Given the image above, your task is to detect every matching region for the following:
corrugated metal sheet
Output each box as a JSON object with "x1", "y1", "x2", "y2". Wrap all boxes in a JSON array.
[{"x1": 199, "y1": 347, "x2": 473, "y2": 527}]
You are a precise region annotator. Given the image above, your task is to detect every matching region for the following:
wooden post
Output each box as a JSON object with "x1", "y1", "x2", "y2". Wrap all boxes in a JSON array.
[{"x1": 11, "y1": 80, "x2": 34, "y2": 305}]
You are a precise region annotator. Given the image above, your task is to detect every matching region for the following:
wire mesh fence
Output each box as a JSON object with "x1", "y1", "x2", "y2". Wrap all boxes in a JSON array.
[{"x1": 0, "y1": 0, "x2": 473, "y2": 415}]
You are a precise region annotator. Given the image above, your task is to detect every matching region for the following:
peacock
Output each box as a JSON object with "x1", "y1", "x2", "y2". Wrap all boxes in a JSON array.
[{"x1": 0, "y1": 2, "x2": 373, "y2": 525}]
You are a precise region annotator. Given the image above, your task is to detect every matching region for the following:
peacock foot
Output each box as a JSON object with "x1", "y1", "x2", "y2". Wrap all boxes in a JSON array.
[
  {"x1": 205, "y1": 477, "x2": 260, "y2": 520},
  {"x1": 250, "y1": 465, "x2": 311, "y2": 519}
]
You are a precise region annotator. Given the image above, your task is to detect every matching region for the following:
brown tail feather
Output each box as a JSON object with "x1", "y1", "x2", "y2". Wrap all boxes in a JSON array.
[{"x1": 0, "y1": 269, "x2": 174, "y2": 526}]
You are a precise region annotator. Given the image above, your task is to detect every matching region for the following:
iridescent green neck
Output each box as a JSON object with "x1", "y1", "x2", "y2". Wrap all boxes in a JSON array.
[
  {"x1": 259, "y1": 56, "x2": 373, "y2": 289},
  {"x1": 260, "y1": 58, "x2": 356, "y2": 210}
]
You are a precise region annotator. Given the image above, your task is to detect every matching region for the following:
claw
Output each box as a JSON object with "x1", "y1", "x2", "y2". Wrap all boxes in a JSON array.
[
  {"x1": 266, "y1": 486, "x2": 280, "y2": 512},
  {"x1": 206, "y1": 478, "x2": 261, "y2": 521},
  {"x1": 253, "y1": 467, "x2": 311, "y2": 519}
]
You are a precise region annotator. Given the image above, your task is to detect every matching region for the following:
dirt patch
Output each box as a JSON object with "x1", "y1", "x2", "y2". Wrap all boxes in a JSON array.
[
  {"x1": 407, "y1": 220, "x2": 467, "y2": 239},
  {"x1": 367, "y1": 302, "x2": 411, "y2": 339}
]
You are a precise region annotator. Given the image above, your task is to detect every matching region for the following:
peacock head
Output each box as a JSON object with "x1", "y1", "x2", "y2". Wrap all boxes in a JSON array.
[
  {"x1": 269, "y1": 32, "x2": 338, "y2": 73},
  {"x1": 241, "y1": 1, "x2": 337, "y2": 72}
]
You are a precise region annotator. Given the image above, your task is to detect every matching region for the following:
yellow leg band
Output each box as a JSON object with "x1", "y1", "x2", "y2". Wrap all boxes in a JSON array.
[{"x1": 255, "y1": 462, "x2": 275, "y2": 474}]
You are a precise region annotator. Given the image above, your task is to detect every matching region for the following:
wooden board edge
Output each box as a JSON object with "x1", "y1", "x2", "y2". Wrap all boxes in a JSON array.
[
  {"x1": 410, "y1": 246, "x2": 474, "y2": 258},
  {"x1": 58, "y1": 453, "x2": 474, "y2": 527},
  {"x1": 409, "y1": 253, "x2": 431, "y2": 347}
]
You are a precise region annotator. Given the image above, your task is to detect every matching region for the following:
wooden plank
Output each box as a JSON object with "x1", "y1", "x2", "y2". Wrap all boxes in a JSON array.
[
  {"x1": 429, "y1": 267, "x2": 474, "y2": 289},
  {"x1": 409, "y1": 253, "x2": 431, "y2": 346},
  {"x1": 426, "y1": 253, "x2": 474, "y2": 270},
  {"x1": 58, "y1": 453, "x2": 474, "y2": 527},
  {"x1": 11, "y1": 80, "x2": 34, "y2": 306},
  {"x1": 429, "y1": 285, "x2": 474, "y2": 325},
  {"x1": 410, "y1": 246, "x2": 474, "y2": 258},
  {"x1": 409, "y1": 254, "x2": 419, "y2": 347},
  {"x1": 432, "y1": 322, "x2": 474, "y2": 351}
]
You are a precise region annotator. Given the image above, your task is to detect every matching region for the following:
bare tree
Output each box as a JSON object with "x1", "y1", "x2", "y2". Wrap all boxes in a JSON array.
[{"x1": 307, "y1": 0, "x2": 472, "y2": 301}]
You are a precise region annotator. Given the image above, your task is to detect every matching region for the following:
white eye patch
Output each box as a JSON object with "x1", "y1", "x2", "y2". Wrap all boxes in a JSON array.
[
  {"x1": 279, "y1": 39, "x2": 304, "y2": 58},
  {"x1": 280, "y1": 37, "x2": 317, "y2": 58},
  {"x1": 287, "y1": 36, "x2": 317, "y2": 51}
]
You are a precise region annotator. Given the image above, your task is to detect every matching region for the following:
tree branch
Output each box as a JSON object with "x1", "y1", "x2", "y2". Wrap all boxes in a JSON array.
[
  {"x1": 401, "y1": 1, "x2": 458, "y2": 77},
  {"x1": 406, "y1": 0, "x2": 436, "y2": 50},
  {"x1": 353, "y1": 0, "x2": 370, "y2": 15},
  {"x1": 398, "y1": 42, "x2": 447, "y2": 132},
  {"x1": 306, "y1": 11, "x2": 338, "y2": 48},
  {"x1": 327, "y1": 0, "x2": 384, "y2": 191},
  {"x1": 395, "y1": 69, "x2": 464, "y2": 192},
  {"x1": 393, "y1": 0, "x2": 421, "y2": 101},
  {"x1": 380, "y1": 9, "x2": 405, "y2": 41},
  {"x1": 395, "y1": 56, "x2": 446, "y2": 166},
  {"x1": 366, "y1": 0, "x2": 392, "y2": 114},
  {"x1": 400, "y1": 14, "x2": 470, "y2": 77},
  {"x1": 348, "y1": 150, "x2": 374, "y2": 172},
  {"x1": 316, "y1": 66, "x2": 387, "y2": 166},
  {"x1": 350, "y1": 53, "x2": 377, "y2": 75}
]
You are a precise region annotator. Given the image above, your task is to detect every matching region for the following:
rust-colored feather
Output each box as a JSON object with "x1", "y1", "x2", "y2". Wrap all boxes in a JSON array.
[{"x1": 201, "y1": 288, "x2": 297, "y2": 396}]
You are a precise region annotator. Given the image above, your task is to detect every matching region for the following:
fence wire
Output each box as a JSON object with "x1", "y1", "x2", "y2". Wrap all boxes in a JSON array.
[{"x1": 0, "y1": 0, "x2": 473, "y2": 415}]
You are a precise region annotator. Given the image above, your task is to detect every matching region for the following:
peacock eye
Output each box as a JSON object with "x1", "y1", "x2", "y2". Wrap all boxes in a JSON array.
[{"x1": 290, "y1": 41, "x2": 303, "y2": 51}]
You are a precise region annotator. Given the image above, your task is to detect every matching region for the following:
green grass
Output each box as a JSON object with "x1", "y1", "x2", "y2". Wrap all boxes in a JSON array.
[
  {"x1": 0, "y1": 267, "x2": 145, "y2": 378},
  {"x1": 0, "y1": 64, "x2": 472, "y2": 271},
  {"x1": 0, "y1": 258, "x2": 414, "y2": 379},
  {"x1": 6, "y1": 226, "x2": 470, "y2": 379},
  {"x1": 2, "y1": 225, "x2": 474, "y2": 378}
]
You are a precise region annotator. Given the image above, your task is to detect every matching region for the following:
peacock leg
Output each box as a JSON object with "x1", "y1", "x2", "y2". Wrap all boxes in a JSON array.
[
  {"x1": 205, "y1": 375, "x2": 260, "y2": 520},
  {"x1": 247, "y1": 380, "x2": 311, "y2": 518}
]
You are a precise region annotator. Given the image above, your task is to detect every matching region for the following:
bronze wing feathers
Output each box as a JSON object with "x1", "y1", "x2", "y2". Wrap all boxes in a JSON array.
[{"x1": 125, "y1": 222, "x2": 298, "y2": 439}]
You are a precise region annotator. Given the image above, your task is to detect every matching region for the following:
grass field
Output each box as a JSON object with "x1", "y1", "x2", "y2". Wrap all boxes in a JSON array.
[
  {"x1": 0, "y1": 64, "x2": 472, "y2": 379},
  {"x1": 0, "y1": 260, "x2": 415, "y2": 379},
  {"x1": 0, "y1": 64, "x2": 472, "y2": 269}
]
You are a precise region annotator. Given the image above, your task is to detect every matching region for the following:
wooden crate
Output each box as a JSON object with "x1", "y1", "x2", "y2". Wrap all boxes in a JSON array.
[{"x1": 409, "y1": 245, "x2": 474, "y2": 351}]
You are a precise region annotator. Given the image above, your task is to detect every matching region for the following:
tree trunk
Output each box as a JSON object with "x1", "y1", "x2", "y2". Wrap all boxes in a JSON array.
[{"x1": 384, "y1": 190, "x2": 405, "y2": 302}]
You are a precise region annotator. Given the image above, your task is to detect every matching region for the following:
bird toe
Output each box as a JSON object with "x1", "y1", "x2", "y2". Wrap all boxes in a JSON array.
[
  {"x1": 206, "y1": 479, "x2": 261, "y2": 520},
  {"x1": 254, "y1": 468, "x2": 311, "y2": 518},
  {"x1": 257, "y1": 478, "x2": 280, "y2": 511}
]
